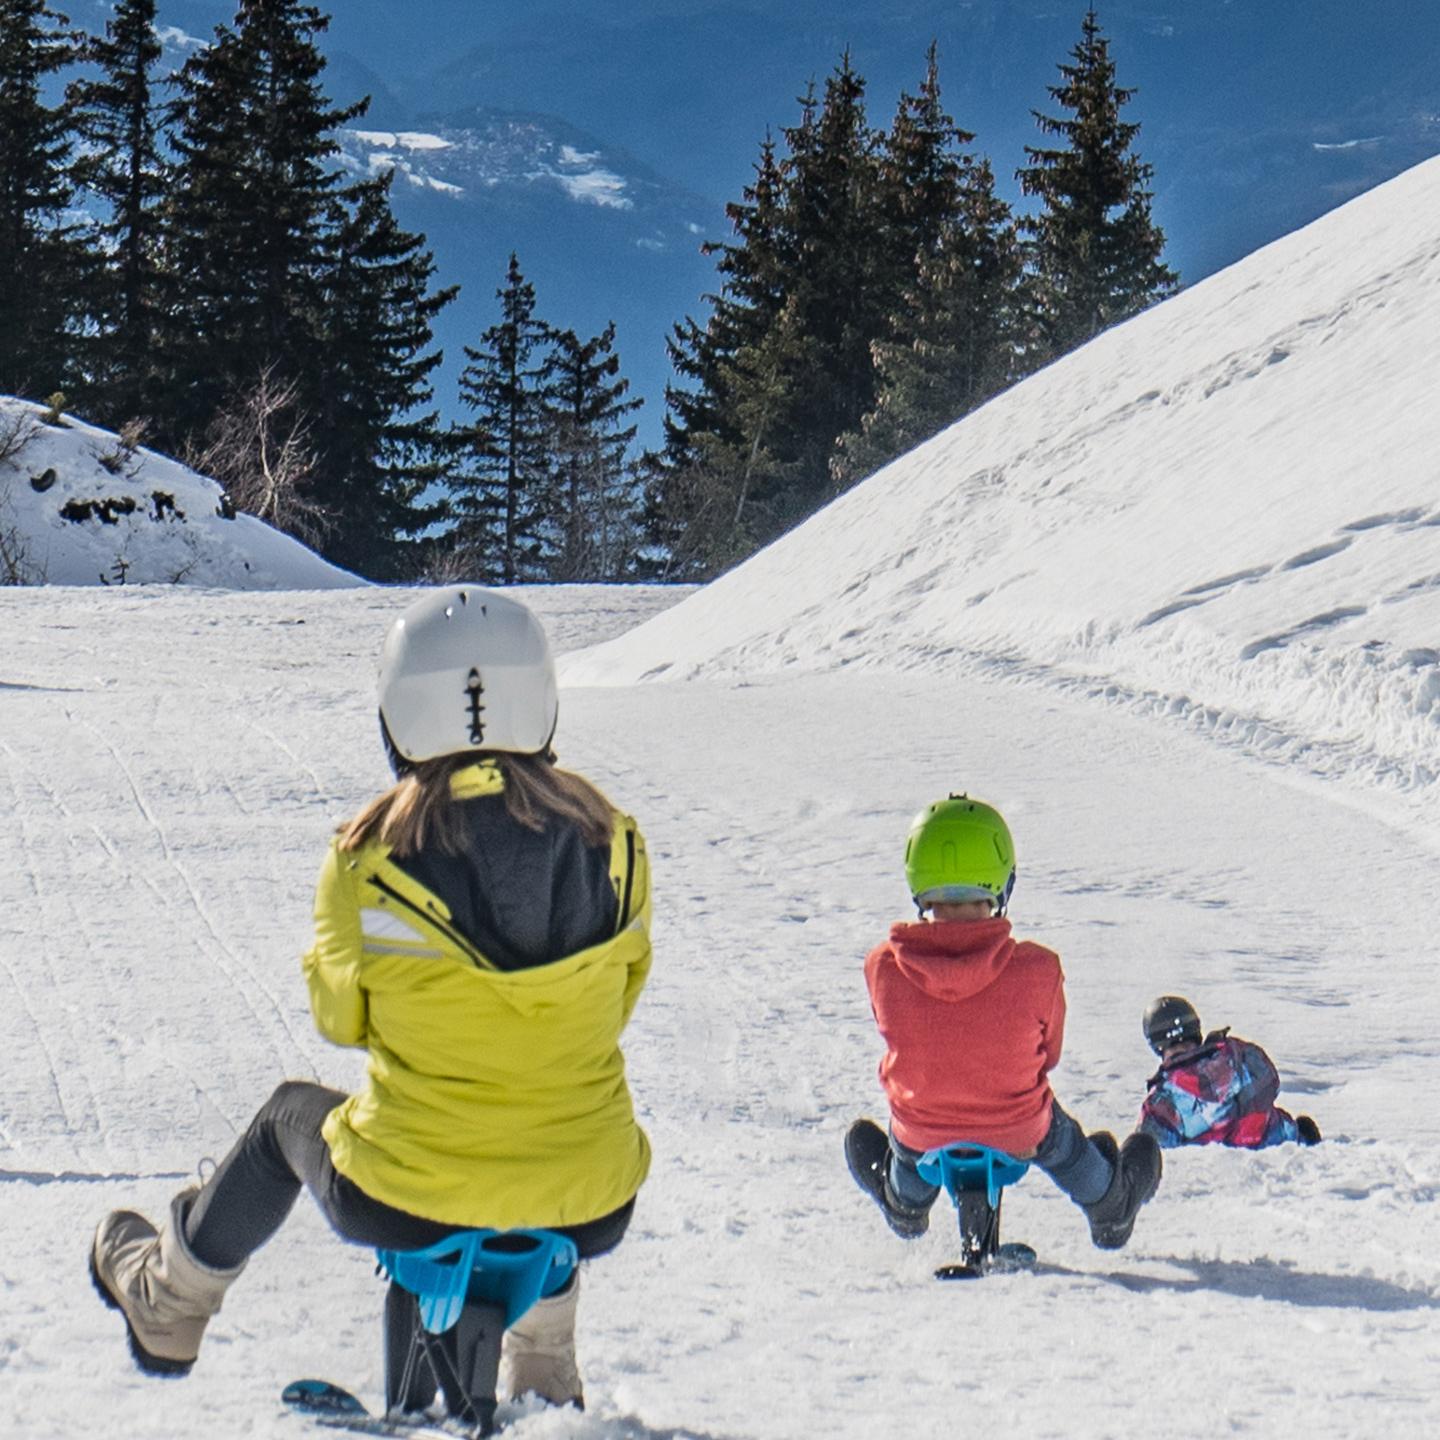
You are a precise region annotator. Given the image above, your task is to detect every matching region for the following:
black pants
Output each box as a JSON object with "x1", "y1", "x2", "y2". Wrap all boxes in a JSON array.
[{"x1": 184, "y1": 1080, "x2": 635, "y2": 1271}]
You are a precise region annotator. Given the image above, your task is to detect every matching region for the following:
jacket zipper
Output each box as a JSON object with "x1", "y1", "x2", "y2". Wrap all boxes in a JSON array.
[
  {"x1": 368, "y1": 873, "x2": 494, "y2": 971},
  {"x1": 619, "y1": 825, "x2": 636, "y2": 932}
]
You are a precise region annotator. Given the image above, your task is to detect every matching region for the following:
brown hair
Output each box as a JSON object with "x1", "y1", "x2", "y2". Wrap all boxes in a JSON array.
[{"x1": 337, "y1": 751, "x2": 614, "y2": 858}]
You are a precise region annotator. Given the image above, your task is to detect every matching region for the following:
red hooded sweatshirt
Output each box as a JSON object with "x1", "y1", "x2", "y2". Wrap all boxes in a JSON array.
[{"x1": 865, "y1": 916, "x2": 1066, "y2": 1156}]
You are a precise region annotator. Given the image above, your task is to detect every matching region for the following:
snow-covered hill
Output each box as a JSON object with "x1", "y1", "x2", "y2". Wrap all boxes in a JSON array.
[
  {"x1": 565, "y1": 155, "x2": 1440, "y2": 837},
  {"x1": 0, "y1": 398, "x2": 359, "y2": 589}
]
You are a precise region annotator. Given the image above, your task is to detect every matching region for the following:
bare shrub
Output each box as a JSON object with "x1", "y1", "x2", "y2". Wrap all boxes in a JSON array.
[
  {"x1": 415, "y1": 536, "x2": 493, "y2": 585},
  {"x1": 0, "y1": 491, "x2": 44, "y2": 585},
  {"x1": 184, "y1": 367, "x2": 331, "y2": 545},
  {"x1": 95, "y1": 417, "x2": 150, "y2": 478},
  {"x1": 0, "y1": 407, "x2": 42, "y2": 470}
]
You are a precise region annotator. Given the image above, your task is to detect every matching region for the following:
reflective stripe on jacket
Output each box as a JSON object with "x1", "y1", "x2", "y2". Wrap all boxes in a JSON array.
[{"x1": 303, "y1": 771, "x2": 651, "y2": 1229}]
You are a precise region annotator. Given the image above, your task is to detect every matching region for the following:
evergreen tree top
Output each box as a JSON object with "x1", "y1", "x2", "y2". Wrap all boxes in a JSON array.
[{"x1": 1026, "y1": 8, "x2": 1141, "y2": 173}]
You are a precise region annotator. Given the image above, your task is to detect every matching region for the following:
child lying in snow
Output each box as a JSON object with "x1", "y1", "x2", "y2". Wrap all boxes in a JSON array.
[{"x1": 1138, "y1": 996, "x2": 1321, "y2": 1149}]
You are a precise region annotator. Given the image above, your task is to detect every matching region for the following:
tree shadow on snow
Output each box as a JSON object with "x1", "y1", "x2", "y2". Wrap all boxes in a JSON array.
[{"x1": 1053, "y1": 1255, "x2": 1440, "y2": 1312}]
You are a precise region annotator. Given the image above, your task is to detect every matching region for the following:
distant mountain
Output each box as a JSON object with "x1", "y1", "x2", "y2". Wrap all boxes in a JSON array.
[
  {"x1": 338, "y1": 109, "x2": 707, "y2": 220},
  {"x1": 331, "y1": 106, "x2": 720, "y2": 451}
]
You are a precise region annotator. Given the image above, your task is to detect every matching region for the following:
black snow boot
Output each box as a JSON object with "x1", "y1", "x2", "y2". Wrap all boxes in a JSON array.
[
  {"x1": 844, "y1": 1119, "x2": 930, "y2": 1240},
  {"x1": 1083, "y1": 1131, "x2": 1162, "y2": 1251},
  {"x1": 1296, "y1": 1115, "x2": 1322, "y2": 1145}
]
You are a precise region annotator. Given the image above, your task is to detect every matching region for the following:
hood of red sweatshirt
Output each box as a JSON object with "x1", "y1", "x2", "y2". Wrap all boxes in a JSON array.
[{"x1": 884, "y1": 916, "x2": 1016, "y2": 1001}]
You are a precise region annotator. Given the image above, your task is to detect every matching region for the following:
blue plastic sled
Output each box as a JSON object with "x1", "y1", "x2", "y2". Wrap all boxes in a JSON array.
[
  {"x1": 375, "y1": 1228, "x2": 579, "y2": 1435},
  {"x1": 917, "y1": 1142, "x2": 1035, "y2": 1278}
]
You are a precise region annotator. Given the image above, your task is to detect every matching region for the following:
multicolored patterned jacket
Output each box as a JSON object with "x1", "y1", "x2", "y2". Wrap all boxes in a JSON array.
[{"x1": 1137, "y1": 1029, "x2": 1302, "y2": 1149}]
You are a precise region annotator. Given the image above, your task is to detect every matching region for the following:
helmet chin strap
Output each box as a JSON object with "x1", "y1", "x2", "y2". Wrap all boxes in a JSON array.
[{"x1": 379, "y1": 711, "x2": 414, "y2": 780}]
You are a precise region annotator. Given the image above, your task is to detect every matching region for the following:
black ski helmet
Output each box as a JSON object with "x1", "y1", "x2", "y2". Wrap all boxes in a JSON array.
[{"x1": 1143, "y1": 996, "x2": 1201, "y2": 1055}]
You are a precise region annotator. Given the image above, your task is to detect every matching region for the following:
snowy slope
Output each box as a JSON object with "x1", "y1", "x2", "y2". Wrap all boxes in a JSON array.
[
  {"x1": 565, "y1": 155, "x2": 1440, "y2": 839},
  {"x1": 0, "y1": 397, "x2": 360, "y2": 588},
  {"x1": 2, "y1": 585, "x2": 1437, "y2": 1440}
]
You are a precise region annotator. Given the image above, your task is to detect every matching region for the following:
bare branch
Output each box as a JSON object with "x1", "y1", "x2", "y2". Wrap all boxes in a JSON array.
[
  {"x1": 184, "y1": 366, "x2": 333, "y2": 545},
  {"x1": 0, "y1": 407, "x2": 42, "y2": 471}
]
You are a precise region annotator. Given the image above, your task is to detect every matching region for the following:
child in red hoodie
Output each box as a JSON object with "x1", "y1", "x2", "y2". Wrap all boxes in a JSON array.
[{"x1": 846, "y1": 795, "x2": 1162, "y2": 1250}]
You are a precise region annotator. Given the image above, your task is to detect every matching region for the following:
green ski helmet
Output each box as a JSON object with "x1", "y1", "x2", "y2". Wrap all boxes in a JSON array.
[{"x1": 904, "y1": 795, "x2": 1016, "y2": 912}]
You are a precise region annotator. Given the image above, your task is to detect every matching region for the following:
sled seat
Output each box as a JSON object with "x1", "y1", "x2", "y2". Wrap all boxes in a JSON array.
[
  {"x1": 377, "y1": 1229, "x2": 578, "y2": 1437},
  {"x1": 918, "y1": 1143, "x2": 1030, "y2": 1271},
  {"x1": 917, "y1": 1142, "x2": 1029, "y2": 1207}
]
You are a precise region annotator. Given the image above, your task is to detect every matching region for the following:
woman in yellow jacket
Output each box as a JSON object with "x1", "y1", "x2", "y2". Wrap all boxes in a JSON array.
[{"x1": 92, "y1": 588, "x2": 651, "y2": 1408}]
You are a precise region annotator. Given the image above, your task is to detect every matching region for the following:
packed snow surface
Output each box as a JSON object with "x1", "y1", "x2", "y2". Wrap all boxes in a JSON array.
[
  {"x1": 566, "y1": 154, "x2": 1440, "y2": 847},
  {"x1": 1, "y1": 583, "x2": 1437, "y2": 1440},
  {"x1": 5, "y1": 157, "x2": 1440, "y2": 1440}
]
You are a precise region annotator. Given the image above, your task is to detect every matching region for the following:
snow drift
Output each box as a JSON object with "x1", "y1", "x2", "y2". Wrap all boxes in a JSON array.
[
  {"x1": 0, "y1": 397, "x2": 360, "y2": 589},
  {"x1": 564, "y1": 155, "x2": 1440, "y2": 817}
]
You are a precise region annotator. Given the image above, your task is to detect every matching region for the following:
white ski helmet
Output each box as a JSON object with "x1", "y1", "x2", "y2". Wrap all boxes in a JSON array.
[{"x1": 377, "y1": 587, "x2": 558, "y2": 763}]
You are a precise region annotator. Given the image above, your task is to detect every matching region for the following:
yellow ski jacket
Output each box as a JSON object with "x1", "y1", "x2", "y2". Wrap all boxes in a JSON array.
[{"x1": 302, "y1": 767, "x2": 651, "y2": 1229}]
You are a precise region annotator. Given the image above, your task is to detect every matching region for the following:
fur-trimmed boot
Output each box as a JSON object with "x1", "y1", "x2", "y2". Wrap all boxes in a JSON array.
[
  {"x1": 90, "y1": 1187, "x2": 246, "y2": 1376},
  {"x1": 499, "y1": 1273, "x2": 583, "y2": 1409}
]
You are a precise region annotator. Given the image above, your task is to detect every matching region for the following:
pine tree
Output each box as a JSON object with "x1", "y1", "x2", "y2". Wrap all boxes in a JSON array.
[
  {"x1": 67, "y1": 0, "x2": 167, "y2": 427},
  {"x1": 875, "y1": 42, "x2": 973, "y2": 316},
  {"x1": 772, "y1": 52, "x2": 886, "y2": 506},
  {"x1": 539, "y1": 322, "x2": 642, "y2": 580},
  {"x1": 315, "y1": 174, "x2": 457, "y2": 579},
  {"x1": 1017, "y1": 8, "x2": 1178, "y2": 366},
  {"x1": 836, "y1": 155, "x2": 1022, "y2": 482},
  {"x1": 452, "y1": 255, "x2": 552, "y2": 583},
  {"x1": 157, "y1": 0, "x2": 365, "y2": 445},
  {"x1": 0, "y1": 0, "x2": 89, "y2": 399},
  {"x1": 677, "y1": 133, "x2": 791, "y2": 454},
  {"x1": 652, "y1": 56, "x2": 889, "y2": 576},
  {"x1": 834, "y1": 44, "x2": 1019, "y2": 482},
  {"x1": 156, "y1": 0, "x2": 452, "y2": 576},
  {"x1": 645, "y1": 133, "x2": 795, "y2": 576}
]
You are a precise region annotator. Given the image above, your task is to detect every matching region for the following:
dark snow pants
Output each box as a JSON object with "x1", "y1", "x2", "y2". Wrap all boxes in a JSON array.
[
  {"x1": 886, "y1": 1098, "x2": 1113, "y2": 1212},
  {"x1": 183, "y1": 1080, "x2": 634, "y2": 1271}
]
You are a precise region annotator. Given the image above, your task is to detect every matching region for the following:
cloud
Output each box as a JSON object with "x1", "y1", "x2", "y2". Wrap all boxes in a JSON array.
[
  {"x1": 154, "y1": 24, "x2": 204, "y2": 51},
  {"x1": 1312, "y1": 136, "x2": 1384, "y2": 152},
  {"x1": 542, "y1": 167, "x2": 633, "y2": 209}
]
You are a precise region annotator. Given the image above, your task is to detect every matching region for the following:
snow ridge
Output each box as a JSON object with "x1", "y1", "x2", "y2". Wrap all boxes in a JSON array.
[{"x1": 562, "y1": 155, "x2": 1440, "y2": 839}]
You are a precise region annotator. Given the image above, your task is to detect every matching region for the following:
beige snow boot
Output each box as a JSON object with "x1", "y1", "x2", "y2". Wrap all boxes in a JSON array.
[
  {"x1": 90, "y1": 1186, "x2": 246, "y2": 1375},
  {"x1": 499, "y1": 1272, "x2": 583, "y2": 1408}
]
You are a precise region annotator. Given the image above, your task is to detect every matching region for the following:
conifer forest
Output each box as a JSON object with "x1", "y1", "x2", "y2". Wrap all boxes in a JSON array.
[{"x1": 0, "y1": 2, "x2": 1177, "y2": 582}]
